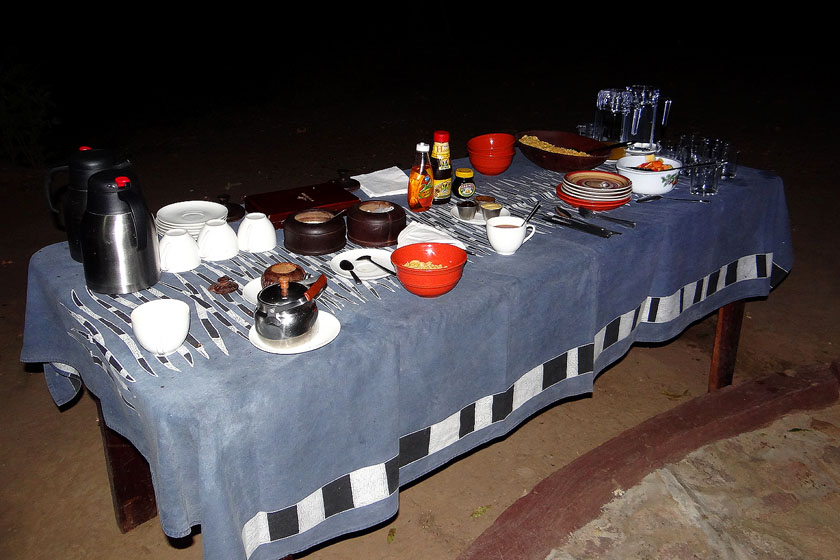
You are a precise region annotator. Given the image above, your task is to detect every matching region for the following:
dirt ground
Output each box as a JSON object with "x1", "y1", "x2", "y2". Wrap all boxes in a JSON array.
[{"x1": 1, "y1": 39, "x2": 836, "y2": 559}]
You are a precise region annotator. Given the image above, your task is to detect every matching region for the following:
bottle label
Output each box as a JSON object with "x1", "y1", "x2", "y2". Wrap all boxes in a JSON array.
[
  {"x1": 418, "y1": 175, "x2": 433, "y2": 199},
  {"x1": 457, "y1": 180, "x2": 475, "y2": 197},
  {"x1": 431, "y1": 143, "x2": 451, "y2": 170},
  {"x1": 433, "y1": 178, "x2": 452, "y2": 199}
]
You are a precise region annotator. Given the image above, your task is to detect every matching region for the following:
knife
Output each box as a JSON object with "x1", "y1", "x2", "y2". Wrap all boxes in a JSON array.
[{"x1": 543, "y1": 215, "x2": 616, "y2": 238}]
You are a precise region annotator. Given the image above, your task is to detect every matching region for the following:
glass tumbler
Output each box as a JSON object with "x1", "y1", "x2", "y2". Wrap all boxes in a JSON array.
[{"x1": 689, "y1": 160, "x2": 723, "y2": 196}]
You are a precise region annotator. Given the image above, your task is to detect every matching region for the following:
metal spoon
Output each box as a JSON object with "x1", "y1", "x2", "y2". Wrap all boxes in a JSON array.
[
  {"x1": 339, "y1": 260, "x2": 362, "y2": 284},
  {"x1": 577, "y1": 206, "x2": 636, "y2": 228},
  {"x1": 355, "y1": 254, "x2": 396, "y2": 276},
  {"x1": 524, "y1": 201, "x2": 540, "y2": 224},
  {"x1": 636, "y1": 195, "x2": 711, "y2": 203}
]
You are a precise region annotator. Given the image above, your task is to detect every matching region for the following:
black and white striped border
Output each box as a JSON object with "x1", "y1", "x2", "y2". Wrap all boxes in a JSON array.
[{"x1": 241, "y1": 252, "x2": 784, "y2": 557}]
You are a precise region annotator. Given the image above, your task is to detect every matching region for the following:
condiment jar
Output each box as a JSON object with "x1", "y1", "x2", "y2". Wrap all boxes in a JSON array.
[{"x1": 452, "y1": 168, "x2": 476, "y2": 200}]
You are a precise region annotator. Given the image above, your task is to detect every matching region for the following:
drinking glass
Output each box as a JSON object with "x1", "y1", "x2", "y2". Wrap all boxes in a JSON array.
[
  {"x1": 713, "y1": 139, "x2": 739, "y2": 180},
  {"x1": 689, "y1": 159, "x2": 723, "y2": 196},
  {"x1": 593, "y1": 88, "x2": 635, "y2": 142}
]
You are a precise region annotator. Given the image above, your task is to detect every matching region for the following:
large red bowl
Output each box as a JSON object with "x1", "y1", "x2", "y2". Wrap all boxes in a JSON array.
[
  {"x1": 516, "y1": 130, "x2": 609, "y2": 172},
  {"x1": 390, "y1": 243, "x2": 467, "y2": 297},
  {"x1": 468, "y1": 151, "x2": 514, "y2": 176}
]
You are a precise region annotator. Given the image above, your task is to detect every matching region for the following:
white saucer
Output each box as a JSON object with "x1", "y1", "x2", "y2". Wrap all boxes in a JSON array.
[
  {"x1": 157, "y1": 201, "x2": 227, "y2": 226},
  {"x1": 249, "y1": 312, "x2": 340, "y2": 354},
  {"x1": 242, "y1": 278, "x2": 262, "y2": 305},
  {"x1": 329, "y1": 248, "x2": 395, "y2": 280},
  {"x1": 450, "y1": 205, "x2": 511, "y2": 225}
]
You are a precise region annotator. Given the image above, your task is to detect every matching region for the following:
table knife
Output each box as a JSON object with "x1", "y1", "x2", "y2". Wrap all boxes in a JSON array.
[{"x1": 543, "y1": 215, "x2": 616, "y2": 238}]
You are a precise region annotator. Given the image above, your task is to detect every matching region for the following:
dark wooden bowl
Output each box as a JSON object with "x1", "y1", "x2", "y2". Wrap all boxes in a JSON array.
[
  {"x1": 516, "y1": 130, "x2": 609, "y2": 172},
  {"x1": 283, "y1": 209, "x2": 347, "y2": 255},
  {"x1": 346, "y1": 201, "x2": 407, "y2": 247}
]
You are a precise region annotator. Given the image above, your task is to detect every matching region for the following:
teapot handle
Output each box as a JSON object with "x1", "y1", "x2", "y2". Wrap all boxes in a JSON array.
[
  {"x1": 116, "y1": 177, "x2": 150, "y2": 251},
  {"x1": 44, "y1": 165, "x2": 69, "y2": 214}
]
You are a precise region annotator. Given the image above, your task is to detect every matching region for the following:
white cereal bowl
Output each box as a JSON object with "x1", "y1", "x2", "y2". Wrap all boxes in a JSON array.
[
  {"x1": 616, "y1": 155, "x2": 681, "y2": 195},
  {"x1": 131, "y1": 299, "x2": 191, "y2": 355}
]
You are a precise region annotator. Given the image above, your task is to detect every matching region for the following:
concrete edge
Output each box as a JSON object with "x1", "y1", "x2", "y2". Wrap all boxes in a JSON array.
[{"x1": 458, "y1": 361, "x2": 840, "y2": 560}]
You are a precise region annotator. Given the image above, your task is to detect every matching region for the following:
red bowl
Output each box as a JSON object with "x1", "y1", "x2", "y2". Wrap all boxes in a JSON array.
[
  {"x1": 467, "y1": 147, "x2": 516, "y2": 157},
  {"x1": 468, "y1": 151, "x2": 514, "y2": 176},
  {"x1": 467, "y1": 133, "x2": 516, "y2": 152},
  {"x1": 390, "y1": 243, "x2": 467, "y2": 297}
]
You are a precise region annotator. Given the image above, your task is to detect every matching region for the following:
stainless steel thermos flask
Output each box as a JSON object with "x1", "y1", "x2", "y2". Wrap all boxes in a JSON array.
[{"x1": 80, "y1": 169, "x2": 160, "y2": 294}]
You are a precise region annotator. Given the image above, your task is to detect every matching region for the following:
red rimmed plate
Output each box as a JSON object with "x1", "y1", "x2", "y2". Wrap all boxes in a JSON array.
[{"x1": 556, "y1": 188, "x2": 631, "y2": 210}]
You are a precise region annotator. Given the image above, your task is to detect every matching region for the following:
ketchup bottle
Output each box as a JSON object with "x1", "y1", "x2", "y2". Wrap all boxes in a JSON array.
[{"x1": 407, "y1": 142, "x2": 433, "y2": 212}]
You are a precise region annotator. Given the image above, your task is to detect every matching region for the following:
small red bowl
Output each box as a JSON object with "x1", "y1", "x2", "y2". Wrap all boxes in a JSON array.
[
  {"x1": 467, "y1": 133, "x2": 516, "y2": 152},
  {"x1": 390, "y1": 242, "x2": 467, "y2": 297}
]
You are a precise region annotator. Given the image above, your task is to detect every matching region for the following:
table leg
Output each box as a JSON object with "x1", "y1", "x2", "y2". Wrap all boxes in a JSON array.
[
  {"x1": 94, "y1": 396, "x2": 158, "y2": 533},
  {"x1": 708, "y1": 300, "x2": 746, "y2": 392}
]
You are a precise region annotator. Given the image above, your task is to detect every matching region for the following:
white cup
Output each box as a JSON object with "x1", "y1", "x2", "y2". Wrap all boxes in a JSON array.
[
  {"x1": 131, "y1": 299, "x2": 190, "y2": 355},
  {"x1": 197, "y1": 219, "x2": 239, "y2": 261},
  {"x1": 237, "y1": 212, "x2": 277, "y2": 252},
  {"x1": 486, "y1": 216, "x2": 536, "y2": 255},
  {"x1": 159, "y1": 228, "x2": 201, "y2": 272}
]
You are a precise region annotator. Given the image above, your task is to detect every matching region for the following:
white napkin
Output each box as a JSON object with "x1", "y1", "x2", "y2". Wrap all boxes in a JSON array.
[
  {"x1": 352, "y1": 166, "x2": 409, "y2": 197},
  {"x1": 397, "y1": 221, "x2": 467, "y2": 250}
]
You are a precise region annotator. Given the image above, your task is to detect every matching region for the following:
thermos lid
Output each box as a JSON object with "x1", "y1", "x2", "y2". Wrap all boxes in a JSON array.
[
  {"x1": 86, "y1": 169, "x2": 143, "y2": 214},
  {"x1": 68, "y1": 146, "x2": 130, "y2": 192}
]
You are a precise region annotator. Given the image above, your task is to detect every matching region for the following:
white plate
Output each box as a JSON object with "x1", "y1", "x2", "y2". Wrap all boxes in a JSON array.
[
  {"x1": 249, "y1": 312, "x2": 340, "y2": 354},
  {"x1": 329, "y1": 249, "x2": 395, "y2": 280},
  {"x1": 449, "y1": 205, "x2": 511, "y2": 225},
  {"x1": 156, "y1": 201, "x2": 228, "y2": 226},
  {"x1": 242, "y1": 278, "x2": 262, "y2": 305}
]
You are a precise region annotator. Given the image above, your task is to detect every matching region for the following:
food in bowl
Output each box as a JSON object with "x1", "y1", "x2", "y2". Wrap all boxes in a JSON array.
[
  {"x1": 516, "y1": 130, "x2": 609, "y2": 172},
  {"x1": 403, "y1": 260, "x2": 447, "y2": 270},
  {"x1": 518, "y1": 135, "x2": 592, "y2": 156},
  {"x1": 633, "y1": 155, "x2": 674, "y2": 171}
]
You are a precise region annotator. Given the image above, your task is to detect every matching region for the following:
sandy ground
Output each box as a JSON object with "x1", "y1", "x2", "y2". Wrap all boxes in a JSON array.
[{"x1": 1, "y1": 41, "x2": 836, "y2": 559}]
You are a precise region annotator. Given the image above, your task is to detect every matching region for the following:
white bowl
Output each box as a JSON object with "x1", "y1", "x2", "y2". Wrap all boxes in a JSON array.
[
  {"x1": 131, "y1": 299, "x2": 190, "y2": 355},
  {"x1": 616, "y1": 155, "x2": 681, "y2": 195}
]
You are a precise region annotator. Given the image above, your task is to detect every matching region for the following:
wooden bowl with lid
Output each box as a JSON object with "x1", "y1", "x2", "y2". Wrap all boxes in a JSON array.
[
  {"x1": 283, "y1": 209, "x2": 347, "y2": 255},
  {"x1": 346, "y1": 201, "x2": 407, "y2": 247}
]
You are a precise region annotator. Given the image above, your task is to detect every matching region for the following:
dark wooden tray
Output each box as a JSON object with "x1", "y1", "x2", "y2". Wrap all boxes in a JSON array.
[{"x1": 243, "y1": 181, "x2": 361, "y2": 229}]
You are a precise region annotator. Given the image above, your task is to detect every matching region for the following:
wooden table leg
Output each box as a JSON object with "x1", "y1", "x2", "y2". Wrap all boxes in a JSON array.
[
  {"x1": 708, "y1": 300, "x2": 746, "y2": 392},
  {"x1": 94, "y1": 396, "x2": 158, "y2": 532}
]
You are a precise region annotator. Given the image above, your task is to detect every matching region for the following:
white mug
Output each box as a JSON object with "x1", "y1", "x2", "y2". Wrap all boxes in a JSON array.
[
  {"x1": 486, "y1": 216, "x2": 536, "y2": 255},
  {"x1": 197, "y1": 219, "x2": 239, "y2": 261},
  {"x1": 159, "y1": 228, "x2": 201, "y2": 272},
  {"x1": 131, "y1": 299, "x2": 190, "y2": 355},
  {"x1": 237, "y1": 212, "x2": 276, "y2": 252}
]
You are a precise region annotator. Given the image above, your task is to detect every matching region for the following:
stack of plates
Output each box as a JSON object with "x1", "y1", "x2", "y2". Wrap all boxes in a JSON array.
[
  {"x1": 155, "y1": 201, "x2": 228, "y2": 239},
  {"x1": 557, "y1": 170, "x2": 633, "y2": 211}
]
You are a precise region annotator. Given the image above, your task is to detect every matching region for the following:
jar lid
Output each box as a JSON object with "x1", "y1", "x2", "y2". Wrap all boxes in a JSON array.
[
  {"x1": 433, "y1": 130, "x2": 449, "y2": 142},
  {"x1": 455, "y1": 168, "x2": 474, "y2": 178}
]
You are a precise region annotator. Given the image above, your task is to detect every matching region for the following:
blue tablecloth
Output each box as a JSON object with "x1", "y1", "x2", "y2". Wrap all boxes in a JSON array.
[{"x1": 21, "y1": 151, "x2": 792, "y2": 559}]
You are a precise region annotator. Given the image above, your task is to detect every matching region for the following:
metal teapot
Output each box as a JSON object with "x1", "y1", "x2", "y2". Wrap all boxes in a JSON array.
[
  {"x1": 44, "y1": 146, "x2": 132, "y2": 262},
  {"x1": 80, "y1": 169, "x2": 160, "y2": 294}
]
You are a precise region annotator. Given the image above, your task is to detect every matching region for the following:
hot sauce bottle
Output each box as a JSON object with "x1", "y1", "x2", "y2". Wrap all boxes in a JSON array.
[
  {"x1": 407, "y1": 142, "x2": 434, "y2": 212},
  {"x1": 430, "y1": 130, "x2": 452, "y2": 205}
]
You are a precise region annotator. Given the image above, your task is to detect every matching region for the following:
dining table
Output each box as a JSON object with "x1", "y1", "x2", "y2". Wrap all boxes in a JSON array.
[{"x1": 20, "y1": 149, "x2": 792, "y2": 560}]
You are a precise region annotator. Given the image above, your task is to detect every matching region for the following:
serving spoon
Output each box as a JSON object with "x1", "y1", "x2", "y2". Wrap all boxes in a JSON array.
[{"x1": 339, "y1": 260, "x2": 362, "y2": 284}]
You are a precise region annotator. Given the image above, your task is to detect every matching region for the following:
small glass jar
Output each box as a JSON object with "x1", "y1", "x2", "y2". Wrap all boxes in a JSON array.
[{"x1": 451, "y1": 168, "x2": 476, "y2": 200}]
